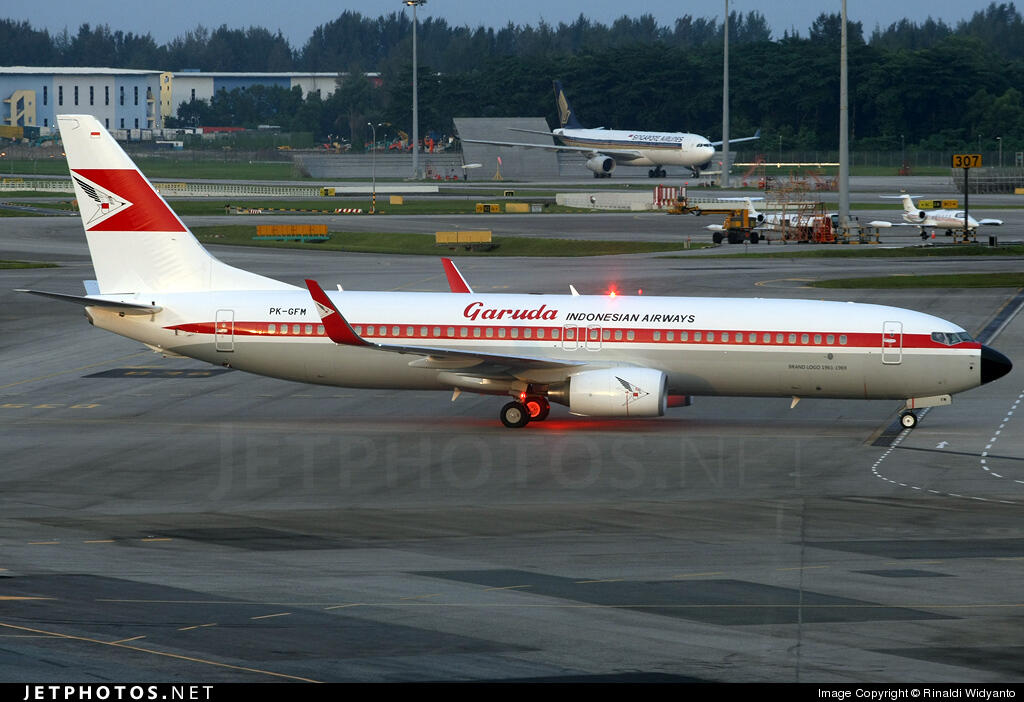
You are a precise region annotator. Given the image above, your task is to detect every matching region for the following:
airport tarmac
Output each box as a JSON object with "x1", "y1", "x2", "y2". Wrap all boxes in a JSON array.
[{"x1": 2, "y1": 220, "x2": 1024, "y2": 683}]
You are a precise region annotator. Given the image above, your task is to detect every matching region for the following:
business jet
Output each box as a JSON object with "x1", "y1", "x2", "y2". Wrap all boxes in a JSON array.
[
  {"x1": 877, "y1": 194, "x2": 1004, "y2": 238},
  {"x1": 461, "y1": 81, "x2": 760, "y2": 179},
  {"x1": 18, "y1": 115, "x2": 1012, "y2": 429}
]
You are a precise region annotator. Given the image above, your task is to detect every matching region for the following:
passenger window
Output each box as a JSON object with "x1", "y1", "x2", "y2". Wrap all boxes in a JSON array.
[
  {"x1": 615, "y1": 330, "x2": 623, "y2": 340},
  {"x1": 603, "y1": 329, "x2": 611, "y2": 341},
  {"x1": 317, "y1": 325, "x2": 324, "y2": 335},
  {"x1": 681, "y1": 332, "x2": 688, "y2": 341},
  {"x1": 433, "y1": 326, "x2": 440, "y2": 337},
  {"x1": 473, "y1": 327, "x2": 481, "y2": 338},
  {"x1": 801, "y1": 334, "x2": 809, "y2": 344},
  {"x1": 537, "y1": 329, "x2": 545, "y2": 339},
  {"x1": 721, "y1": 332, "x2": 729, "y2": 342},
  {"x1": 627, "y1": 331, "x2": 635, "y2": 340},
  {"x1": 552, "y1": 329, "x2": 560, "y2": 339},
  {"x1": 498, "y1": 328, "x2": 506, "y2": 338},
  {"x1": 524, "y1": 329, "x2": 532, "y2": 339},
  {"x1": 764, "y1": 333, "x2": 771, "y2": 343},
  {"x1": 304, "y1": 324, "x2": 312, "y2": 335},
  {"x1": 268, "y1": 323, "x2": 276, "y2": 334},
  {"x1": 511, "y1": 328, "x2": 519, "y2": 338},
  {"x1": 749, "y1": 333, "x2": 757, "y2": 343},
  {"x1": 447, "y1": 327, "x2": 455, "y2": 337},
  {"x1": 814, "y1": 334, "x2": 822, "y2": 344},
  {"x1": 666, "y1": 331, "x2": 674, "y2": 341},
  {"x1": 695, "y1": 332, "x2": 702, "y2": 342},
  {"x1": 292, "y1": 324, "x2": 300, "y2": 335},
  {"x1": 827, "y1": 334, "x2": 834, "y2": 345},
  {"x1": 707, "y1": 332, "x2": 715, "y2": 342},
  {"x1": 486, "y1": 328, "x2": 494, "y2": 338},
  {"x1": 392, "y1": 326, "x2": 400, "y2": 336},
  {"x1": 420, "y1": 326, "x2": 428, "y2": 337},
  {"x1": 653, "y1": 331, "x2": 661, "y2": 341},
  {"x1": 839, "y1": 335, "x2": 848, "y2": 345},
  {"x1": 460, "y1": 327, "x2": 468, "y2": 337},
  {"x1": 788, "y1": 334, "x2": 796, "y2": 344},
  {"x1": 776, "y1": 334, "x2": 783, "y2": 344}
]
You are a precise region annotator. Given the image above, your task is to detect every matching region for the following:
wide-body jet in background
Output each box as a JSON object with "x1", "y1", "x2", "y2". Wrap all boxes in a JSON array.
[
  {"x1": 18, "y1": 115, "x2": 1012, "y2": 428},
  {"x1": 461, "y1": 81, "x2": 759, "y2": 179}
]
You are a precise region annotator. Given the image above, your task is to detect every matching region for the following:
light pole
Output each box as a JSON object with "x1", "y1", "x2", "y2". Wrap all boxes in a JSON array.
[
  {"x1": 721, "y1": 0, "x2": 729, "y2": 188},
  {"x1": 368, "y1": 122, "x2": 377, "y2": 214},
  {"x1": 403, "y1": 0, "x2": 426, "y2": 180},
  {"x1": 997, "y1": 136, "x2": 1002, "y2": 168}
]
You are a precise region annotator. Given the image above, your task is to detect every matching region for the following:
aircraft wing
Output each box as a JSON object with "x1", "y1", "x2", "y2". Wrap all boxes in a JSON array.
[
  {"x1": 979, "y1": 218, "x2": 1003, "y2": 226},
  {"x1": 460, "y1": 137, "x2": 644, "y2": 161},
  {"x1": 305, "y1": 279, "x2": 587, "y2": 380},
  {"x1": 441, "y1": 257, "x2": 473, "y2": 293},
  {"x1": 711, "y1": 129, "x2": 761, "y2": 147}
]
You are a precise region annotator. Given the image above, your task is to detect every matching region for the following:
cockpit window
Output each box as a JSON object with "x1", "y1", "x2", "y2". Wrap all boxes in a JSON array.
[{"x1": 931, "y1": 331, "x2": 974, "y2": 345}]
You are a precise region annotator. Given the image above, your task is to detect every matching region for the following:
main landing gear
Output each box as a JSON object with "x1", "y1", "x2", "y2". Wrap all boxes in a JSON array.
[
  {"x1": 499, "y1": 396, "x2": 550, "y2": 428},
  {"x1": 648, "y1": 167, "x2": 667, "y2": 178}
]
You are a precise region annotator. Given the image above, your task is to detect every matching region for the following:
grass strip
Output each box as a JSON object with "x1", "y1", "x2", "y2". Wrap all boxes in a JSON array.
[{"x1": 193, "y1": 226, "x2": 708, "y2": 257}]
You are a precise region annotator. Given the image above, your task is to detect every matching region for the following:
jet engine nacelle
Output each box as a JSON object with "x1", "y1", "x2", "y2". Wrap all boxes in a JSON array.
[
  {"x1": 586, "y1": 156, "x2": 615, "y2": 175},
  {"x1": 751, "y1": 212, "x2": 765, "y2": 224},
  {"x1": 560, "y1": 368, "x2": 667, "y2": 417},
  {"x1": 911, "y1": 209, "x2": 926, "y2": 221}
]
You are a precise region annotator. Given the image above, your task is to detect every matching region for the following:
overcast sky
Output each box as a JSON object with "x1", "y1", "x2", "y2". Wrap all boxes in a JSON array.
[{"x1": 9, "y1": 0, "x2": 1002, "y2": 46}]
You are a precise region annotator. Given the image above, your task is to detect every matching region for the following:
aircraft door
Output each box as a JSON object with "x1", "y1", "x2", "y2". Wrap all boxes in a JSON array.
[
  {"x1": 562, "y1": 324, "x2": 579, "y2": 350},
  {"x1": 881, "y1": 321, "x2": 902, "y2": 364},
  {"x1": 215, "y1": 309, "x2": 235, "y2": 352},
  {"x1": 585, "y1": 324, "x2": 602, "y2": 351}
]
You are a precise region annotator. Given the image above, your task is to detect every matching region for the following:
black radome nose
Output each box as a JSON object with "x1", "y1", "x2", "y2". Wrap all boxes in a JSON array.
[{"x1": 981, "y1": 345, "x2": 1012, "y2": 385}]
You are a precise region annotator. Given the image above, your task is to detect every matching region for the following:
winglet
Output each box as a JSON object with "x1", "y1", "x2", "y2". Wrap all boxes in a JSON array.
[
  {"x1": 441, "y1": 257, "x2": 473, "y2": 293},
  {"x1": 304, "y1": 279, "x2": 370, "y2": 346}
]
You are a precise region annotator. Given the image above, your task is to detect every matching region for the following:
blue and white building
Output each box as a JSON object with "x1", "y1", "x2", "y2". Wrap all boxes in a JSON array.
[{"x1": 0, "y1": 67, "x2": 163, "y2": 131}]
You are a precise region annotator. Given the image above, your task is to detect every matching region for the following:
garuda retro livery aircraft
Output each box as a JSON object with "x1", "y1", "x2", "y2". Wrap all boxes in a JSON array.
[
  {"x1": 461, "y1": 81, "x2": 760, "y2": 179},
  {"x1": 20, "y1": 115, "x2": 1012, "y2": 428}
]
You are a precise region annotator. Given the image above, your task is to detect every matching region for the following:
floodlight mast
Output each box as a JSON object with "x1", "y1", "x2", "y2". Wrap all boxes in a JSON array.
[{"x1": 403, "y1": 1, "x2": 427, "y2": 179}]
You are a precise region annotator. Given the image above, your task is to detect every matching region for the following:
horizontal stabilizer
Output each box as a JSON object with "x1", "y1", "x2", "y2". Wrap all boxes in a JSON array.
[{"x1": 16, "y1": 289, "x2": 161, "y2": 314}]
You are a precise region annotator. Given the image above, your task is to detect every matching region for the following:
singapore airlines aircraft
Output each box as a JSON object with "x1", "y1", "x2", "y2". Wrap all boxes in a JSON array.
[
  {"x1": 19, "y1": 115, "x2": 1012, "y2": 429},
  {"x1": 461, "y1": 81, "x2": 760, "y2": 179},
  {"x1": 877, "y1": 194, "x2": 1004, "y2": 238}
]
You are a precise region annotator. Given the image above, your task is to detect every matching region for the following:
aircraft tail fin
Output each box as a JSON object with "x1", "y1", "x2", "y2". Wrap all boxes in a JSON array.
[
  {"x1": 553, "y1": 80, "x2": 584, "y2": 130},
  {"x1": 58, "y1": 114, "x2": 293, "y2": 294}
]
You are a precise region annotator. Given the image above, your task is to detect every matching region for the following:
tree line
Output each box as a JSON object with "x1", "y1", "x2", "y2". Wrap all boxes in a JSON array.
[{"x1": 2, "y1": 4, "x2": 1023, "y2": 152}]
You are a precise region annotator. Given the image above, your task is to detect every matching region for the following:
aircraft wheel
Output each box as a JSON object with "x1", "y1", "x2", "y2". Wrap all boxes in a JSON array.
[
  {"x1": 712, "y1": 232, "x2": 724, "y2": 244},
  {"x1": 524, "y1": 396, "x2": 550, "y2": 422},
  {"x1": 648, "y1": 169, "x2": 655, "y2": 178},
  {"x1": 900, "y1": 411, "x2": 917, "y2": 429},
  {"x1": 500, "y1": 401, "x2": 531, "y2": 428},
  {"x1": 748, "y1": 231, "x2": 759, "y2": 243}
]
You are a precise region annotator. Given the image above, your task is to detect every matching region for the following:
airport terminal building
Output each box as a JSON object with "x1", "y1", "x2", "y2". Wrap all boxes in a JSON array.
[
  {"x1": 0, "y1": 67, "x2": 163, "y2": 132},
  {"x1": 1, "y1": 68, "x2": 353, "y2": 137}
]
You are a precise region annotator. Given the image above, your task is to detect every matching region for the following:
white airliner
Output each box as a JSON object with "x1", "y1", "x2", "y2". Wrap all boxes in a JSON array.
[
  {"x1": 877, "y1": 194, "x2": 1004, "y2": 238},
  {"x1": 18, "y1": 115, "x2": 1012, "y2": 429},
  {"x1": 461, "y1": 81, "x2": 759, "y2": 179}
]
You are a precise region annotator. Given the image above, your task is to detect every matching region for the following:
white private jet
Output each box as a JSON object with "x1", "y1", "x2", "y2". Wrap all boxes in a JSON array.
[
  {"x1": 461, "y1": 81, "x2": 759, "y2": 179},
  {"x1": 18, "y1": 115, "x2": 1012, "y2": 429},
  {"x1": 877, "y1": 194, "x2": 1004, "y2": 238}
]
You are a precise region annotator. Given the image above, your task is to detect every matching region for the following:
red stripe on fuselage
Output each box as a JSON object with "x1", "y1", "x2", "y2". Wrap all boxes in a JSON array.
[
  {"x1": 164, "y1": 321, "x2": 982, "y2": 350},
  {"x1": 73, "y1": 168, "x2": 186, "y2": 232}
]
